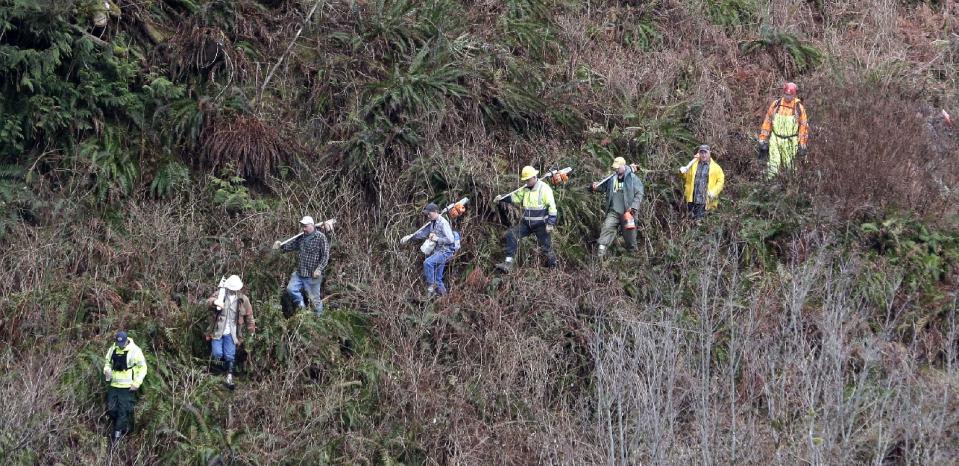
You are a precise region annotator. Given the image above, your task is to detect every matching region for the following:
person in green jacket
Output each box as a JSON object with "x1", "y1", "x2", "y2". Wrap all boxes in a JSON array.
[
  {"x1": 589, "y1": 157, "x2": 644, "y2": 257},
  {"x1": 102, "y1": 331, "x2": 147, "y2": 443}
]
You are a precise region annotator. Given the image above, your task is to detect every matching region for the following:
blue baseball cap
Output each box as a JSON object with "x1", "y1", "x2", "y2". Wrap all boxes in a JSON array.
[
  {"x1": 422, "y1": 203, "x2": 440, "y2": 214},
  {"x1": 115, "y1": 331, "x2": 128, "y2": 346}
]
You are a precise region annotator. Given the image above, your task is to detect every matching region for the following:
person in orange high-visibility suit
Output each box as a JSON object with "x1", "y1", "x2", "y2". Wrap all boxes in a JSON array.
[{"x1": 757, "y1": 82, "x2": 809, "y2": 178}]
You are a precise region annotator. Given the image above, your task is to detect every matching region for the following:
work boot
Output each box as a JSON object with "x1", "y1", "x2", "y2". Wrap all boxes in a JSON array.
[
  {"x1": 426, "y1": 285, "x2": 436, "y2": 295},
  {"x1": 597, "y1": 245, "x2": 607, "y2": 258},
  {"x1": 111, "y1": 430, "x2": 122, "y2": 447},
  {"x1": 224, "y1": 362, "x2": 236, "y2": 390},
  {"x1": 545, "y1": 255, "x2": 558, "y2": 268},
  {"x1": 495, "y1": 260, "x2": 514, "y2": 274}
]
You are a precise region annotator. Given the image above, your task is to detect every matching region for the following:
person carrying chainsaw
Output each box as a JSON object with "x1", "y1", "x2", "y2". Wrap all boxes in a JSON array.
[
  {"x1": 102, "y1": 330, "x2": 147, "y2": 444},
  {"x1": 272, "y1": 216, "x2": 330, "y2": 316},
  {"x1": 495, "y1": 166, "x2": 558, "y2": 272},
  {"x1": 589, "y1": 157, "x2": 644, "y2": 257},
  {"x1": 757, "y1": 81, "x2": 809, "y2": 178},
  {"x1": 679, "y1": 145, "x2": 725, "y2": 220},
  {"x1": 400, "y1": 202, "x2": 457, "y2": 296},
  {"x1": 204, "y1": 275, "x2": 255, "y2": 389}
]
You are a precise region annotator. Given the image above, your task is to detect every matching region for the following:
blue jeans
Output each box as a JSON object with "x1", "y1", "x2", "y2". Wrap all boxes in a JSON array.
[
  {"x1": 211, "y1": 334, "x2": 236, "y2": 362},
  {"x1": 424, "y1": 248, "x2": 454, "y2": 295},
  {"x1": 287, "y1": 272, "x2": 323, "y2": 315}
]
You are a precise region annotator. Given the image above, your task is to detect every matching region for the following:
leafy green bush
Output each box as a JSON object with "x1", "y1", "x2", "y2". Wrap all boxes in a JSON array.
[
  {"x1": 706, "y1": 0, "x2": 758, "y2": 30},
  {"x1": 0, "y1": 2, "x2": 188, "y2": 202},
  {"x1": 741, "y1": 26, "x2": 824, "y2": 73},
  {"x1": 209, "y1": 170, "x2": 267, "y2": 213}
]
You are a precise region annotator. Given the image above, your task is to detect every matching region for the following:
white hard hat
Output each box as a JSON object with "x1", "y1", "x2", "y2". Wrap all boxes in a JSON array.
[
  {"x1": 299, "y1": 216, "x2": 315, "y2": 225},
  {"x1": 224, "y1": 275, "x2": 243, "y2": 291}
]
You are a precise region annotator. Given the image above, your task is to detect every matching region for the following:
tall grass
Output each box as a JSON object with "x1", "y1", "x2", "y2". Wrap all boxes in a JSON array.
[{"x1": 1, "y1": 0, "x2": 958, "y2": 464}]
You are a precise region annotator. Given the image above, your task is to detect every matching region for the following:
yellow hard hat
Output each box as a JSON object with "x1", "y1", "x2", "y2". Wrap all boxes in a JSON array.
[
  {"x1": 611, "y1": 157, "x2": 627, "y2": 169},
  {"x1": 520, "y1": 166, "x2": 539, "y2": 181}
]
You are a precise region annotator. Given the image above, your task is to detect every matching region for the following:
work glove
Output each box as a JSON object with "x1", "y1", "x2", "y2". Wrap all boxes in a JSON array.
[
  {"x1": 707, "y1": 192, "x2": 717, "y2": 201},
  {"x1": 312, "y1": 268, "x2": 322, "y2": 279},
  {"x1": 546, "y1": 224, "x2": 555, "y2": 233},
  {"x1": 400, "y1": 234, "x2": 413, "y2": 245},
  {"x1": 271, "y1": 240, "x2": 282, "y2": 250},
  {"x1": 757, "y1": 141, "x2": 769, "y2": 160},
  {"x1": 428, "y1": 233, "x2": 437, "y2": 242},
  {"x1": 679, "y1": 166, "x2": 689, "y2": 174},
  {"x1": 103, "y1": 368, "x2": 112, "y2": 382},
  {"x1": 130, "y1": 383, "x2": 139, "y2": 392},
  {"x1": 797, "y1": 145, "x2": 808, "y2": 159}
]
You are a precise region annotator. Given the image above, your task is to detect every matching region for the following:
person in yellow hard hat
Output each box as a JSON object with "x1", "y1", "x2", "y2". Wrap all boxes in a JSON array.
[
  {"x1": 589, "y1": 157, "x2": 644, "y2": 257},
  {"x1": 757, "y1": 81, "x2": 809, "y2": 178},
  {"x1": 495, "y1": 166, "x2": 558, "y2": 273},
  {"x1": 679, "y1": 145, "x2": 725, "y2": 220}
]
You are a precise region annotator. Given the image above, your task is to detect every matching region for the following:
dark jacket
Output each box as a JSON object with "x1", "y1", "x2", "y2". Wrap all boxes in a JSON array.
[{"x1": 595, "y1": 166, "x2": 644, "y2": 213}]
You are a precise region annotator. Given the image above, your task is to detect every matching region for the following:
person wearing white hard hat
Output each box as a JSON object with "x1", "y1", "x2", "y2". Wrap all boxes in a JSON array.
[
  {"x1": 205, "y1": 275, "x2": 255, "y2": 389},
  {"x1": 272, "y1": 216, "x2": 330, "y2": 315}
]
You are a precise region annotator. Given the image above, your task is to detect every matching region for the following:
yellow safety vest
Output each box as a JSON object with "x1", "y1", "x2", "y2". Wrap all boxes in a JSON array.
[
  {"x1": 511, "y1": 181, "x2": 557, "y2": 224},
  {"x1": 103, "y1": 340, "x2": 148, "y2": 389}
]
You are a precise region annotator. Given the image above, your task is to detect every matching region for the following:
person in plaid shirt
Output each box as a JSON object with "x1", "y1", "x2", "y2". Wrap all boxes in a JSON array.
[{"x1": 273, "y1": 216, "x2": 330, "y2": 315}]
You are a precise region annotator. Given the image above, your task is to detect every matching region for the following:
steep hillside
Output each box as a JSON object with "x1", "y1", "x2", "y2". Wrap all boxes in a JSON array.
[{"x1": 2, "y1": 0, "x2": 959, "y2": 464}]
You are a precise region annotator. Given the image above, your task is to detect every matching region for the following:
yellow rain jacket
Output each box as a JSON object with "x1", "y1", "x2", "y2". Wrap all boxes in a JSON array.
[
  {"x1": 682, "y1": 159, "x2": 725, "y2": 210},
  {"x1": 103, "y1": 339, "x2": 148, "y2": 389}
]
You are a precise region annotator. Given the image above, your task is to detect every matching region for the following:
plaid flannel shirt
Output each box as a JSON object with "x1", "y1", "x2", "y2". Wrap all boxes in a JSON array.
[{"x1": 282, "y1": 230, "x2": 330, "y2": 278}]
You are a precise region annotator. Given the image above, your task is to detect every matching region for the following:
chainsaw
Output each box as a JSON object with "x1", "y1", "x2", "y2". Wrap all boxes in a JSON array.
[{"x1": 590, "y1": 171, "x2": 637, "y2": 230}]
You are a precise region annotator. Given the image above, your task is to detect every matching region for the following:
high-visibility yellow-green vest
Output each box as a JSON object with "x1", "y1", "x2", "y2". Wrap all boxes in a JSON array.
[
  {"x1": 511, "y1": 180, "x2": 557, "y2": 225},
  {"x1": 103, "y1": 339, "x2": 148, "y2": 389}
]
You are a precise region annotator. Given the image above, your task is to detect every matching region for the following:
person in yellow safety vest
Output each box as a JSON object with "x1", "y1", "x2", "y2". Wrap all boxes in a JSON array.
[
  {"x1": 758, "y1": 81, "x2": 809, "y2": 178},
  {"x1": 679, "y1": 145, "x2": 725, "y2": 220},
  {"x1": 102, "y1": 331, "x2": 147, "y2": 444},
  {"x1": 495, "y1": 166, "x2": 558, "y2": 273}
]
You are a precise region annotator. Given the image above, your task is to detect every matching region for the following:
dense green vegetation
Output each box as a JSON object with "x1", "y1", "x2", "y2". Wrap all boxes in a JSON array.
[{"x1": 2, "y1": 0, "x2": 959, "y2": 463}]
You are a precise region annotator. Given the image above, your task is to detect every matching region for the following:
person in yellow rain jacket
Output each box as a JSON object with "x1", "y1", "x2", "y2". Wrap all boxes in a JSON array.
[
  {"x1": 680, "y1": 145, "x2": 725, "y2": 220},
  {"x1": 102, "y1": 331, "x2": 147, "y2": 443},
  {"x1": 495, "y1": 165, "x2": 558, "y2": 273},
  {"x1": 758, "y1": 82, "x2": 809, "y2": 178}
]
